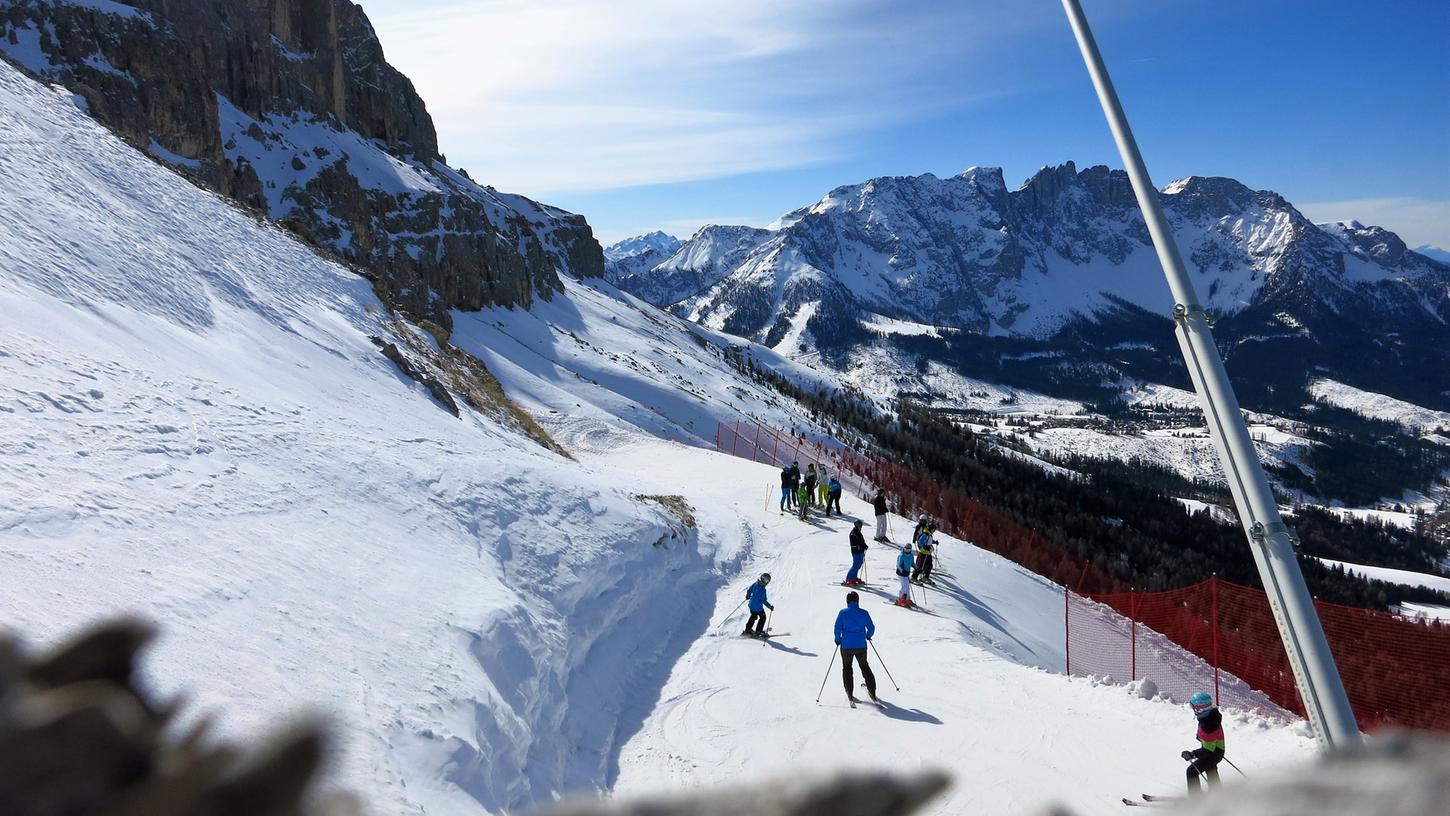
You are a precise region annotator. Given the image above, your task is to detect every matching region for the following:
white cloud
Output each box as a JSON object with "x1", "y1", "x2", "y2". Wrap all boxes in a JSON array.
[
  {"x1": 360, "y1": 0, "x2": 1056, "y2": 195},
  {"x1": 1297, "y1": 197, "x2": 1450, "y2": 250}
]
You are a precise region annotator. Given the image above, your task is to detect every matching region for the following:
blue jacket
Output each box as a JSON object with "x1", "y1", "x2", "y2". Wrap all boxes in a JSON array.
[
  {"x1": 896, "y1": 549, "x2": 915, "y2": 576},
  {"x1": 834, "y1": 602, "x2": 875, "y2": 649},
  {"x1": 828, "y1": 478, "x2": 842, "y2": 493},
  {"x1": 746, "y1": 582, "x2": 772, "y2": 612}
]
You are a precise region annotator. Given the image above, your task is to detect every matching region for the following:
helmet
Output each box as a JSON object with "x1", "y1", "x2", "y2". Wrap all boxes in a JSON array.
[
  {"x1": 919, "y1": 514, "x2": 929, "y2": 523},
  {"x1": 759, "y1": 573, "x2": 771, "y2": 585},
  {"x1": 846, "y1": 591, "x2": 860, "y2": 604},
  {"x1": 1189, "y1": 691, "x2": 1213, "y2": 714}
]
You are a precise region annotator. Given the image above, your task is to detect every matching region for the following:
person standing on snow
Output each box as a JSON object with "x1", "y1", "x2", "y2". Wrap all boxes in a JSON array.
[
  {"x1": 833, "y1": 591, "x2": 878, "y2": 704},
  {"x1": 787, "y1": 461, "x2": 801, "y2": 509},
  {"x1": 817, "y1": 469, "x2": 831, "y2": 507},
  {"x1": 742, "y1": 573, "x2": 775, "y2": 638},
  {"x1": 894, "y1": 544, "x2": 916, "y2": 607},
  {"x1": 1181, "y1": 691, "x2": 1225, "y2": 793},
  {"x1": 872, "y1": 490, "x2": 889, "y2": 541},
  {"x1": 843, "y1": 520, "x2": 868, "y2": 586},
  {"x1": 826, "y1": 477, "x2": 843, "y2": 516},
  {"x1": 911, "y1": 525, "x2": 937, "y2": 585},
  {"x1": 778, "y1": 465, "x2": 794, "y2": 512},
  {"x1": 804, "y1": 465, "x2": 819, "y2": 506}
]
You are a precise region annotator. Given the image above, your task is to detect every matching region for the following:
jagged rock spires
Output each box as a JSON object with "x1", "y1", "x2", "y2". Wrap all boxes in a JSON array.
[{"x1": 0, "y1": 0, "x2": 604, "y2": 329}]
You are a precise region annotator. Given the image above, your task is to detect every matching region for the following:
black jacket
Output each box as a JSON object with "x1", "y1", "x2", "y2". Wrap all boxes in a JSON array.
[
  {"x1": 849, "y1": 528, "x2": 867, "y2": 554},
  {"x1": 873, "y1": 494, "x2": 887, "y2": 516}
]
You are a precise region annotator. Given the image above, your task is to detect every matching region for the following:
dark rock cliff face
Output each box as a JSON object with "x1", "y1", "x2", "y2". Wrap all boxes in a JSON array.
[{"x1": 0, "y1": 0, "x2": 603, "y2": 328}]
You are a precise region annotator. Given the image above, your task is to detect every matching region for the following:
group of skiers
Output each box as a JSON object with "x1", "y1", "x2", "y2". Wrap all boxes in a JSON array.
[
  {"x1": 753, "y1": 474, "x2": 1229, "y2": 796},
  {"x1": 778, "y1": 461, "x2": 843, "y2": 519}
]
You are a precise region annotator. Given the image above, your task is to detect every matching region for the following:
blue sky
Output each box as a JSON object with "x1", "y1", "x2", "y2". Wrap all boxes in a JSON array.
[{"x1": 362, "y1": 0, "x2": 1449, "y2": 248}]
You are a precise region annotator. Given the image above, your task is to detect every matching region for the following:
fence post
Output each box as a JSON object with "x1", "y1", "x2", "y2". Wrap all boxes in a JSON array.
[
  {"x1": 1211, "y1": 575, "x2": 1220, "y2": 704},
  {"x1": 1130, "y1": 590, "x2": 1137, "y2": 681},
  {"x1": 731, "y1": 420, "x2": 740, "y2": 457},
  {"x1": 715, "y1": 422, "x2": 720, "y2": 451},
  {"x1": 1064, "y1": 588, "x2": 1071, "y2": 675},
  {"x1": 770, "y1": 431, "x2": 778, "y2": 464},
  {"x1": 752, "y1": 422, "x2": 763, "y2": 462}
]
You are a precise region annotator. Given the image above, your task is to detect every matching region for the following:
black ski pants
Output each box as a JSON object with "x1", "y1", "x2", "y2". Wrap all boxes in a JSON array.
[
  {"x1": 1186, "y1": 757, "x2": 1221, "y2": 793},
  {"x1": 912, "y1": 554, "x2": 934, "y2": 580},
  {"x1": 841, "y1": 647, "x2": 876, "y2": 697},
  {"x1": 745, "y1": 610, "x2": 767, "y2": 634},
  {"x1": 828, "y1": 491, "x2": 842, "y2": 514}
]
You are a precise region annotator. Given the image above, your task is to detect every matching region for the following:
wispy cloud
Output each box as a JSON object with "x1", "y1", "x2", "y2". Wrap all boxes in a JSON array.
[
  {"x1": 362, "y1": 0, "x2": 1062, "y2": 195},
  {"x1": 1297, "y1": 197, "x2": 1450, "y2": 250}
]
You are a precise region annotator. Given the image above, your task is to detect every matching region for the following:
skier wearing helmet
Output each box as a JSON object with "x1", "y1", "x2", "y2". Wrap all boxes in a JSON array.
[
  {"x1": 1181, "y1": 691, "x2": 1225, "y2": 793},
  {"x1": 833, "y1": 590, "x2": 879, "y2": 705},
  {"x1": 742, "y1": 573, "x2": 775, "y2": 638}
]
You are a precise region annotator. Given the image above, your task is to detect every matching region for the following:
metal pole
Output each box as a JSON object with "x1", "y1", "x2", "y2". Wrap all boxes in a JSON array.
[
  {"x1": 1064, "y1": 588, "x2": 1071, "y2": 675},
  {"x1": 1130, "y1": 590, "x2": 1137, "y2": 681},
  {"x1": 1060, "y1": 0, "x2": 1359, "y2": 749},
  {"x1": 815, "y1": 646, "x2": 839, "y2": 703},
  {"x1": 868, "y1": 640, "x2": 901, "y2": 691}
]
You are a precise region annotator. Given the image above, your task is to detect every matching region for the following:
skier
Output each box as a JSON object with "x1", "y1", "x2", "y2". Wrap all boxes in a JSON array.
[
  {"x1": 826, "y1": 477, "x2": 843, "y2": 516},
  {"x1": 833, "y1": 591, "x2": 878, "y2": 704},
  {"x1": 910, "y1": 514, "x2": 931, "y2": 544},
  {"x1": 872, "y1": 490, "x2": 889, "y2": 542},
  {"x1": 1181, "y1": 691, "x2": 1225, "y2": 793},
  {"x1": 778, "y1": 464, "x2": 793, "y2": 511},
  {"x1": 843, "y1": 520, "x2": 868, "y2": 586},
  {"x1": 894, "y1": 544, "x2": 916, "y2": 607},
  {"x1": 817, "y1": 469, "x2": 831, "y2": 506},
  {"x1": 804, "y1": 465, "x2": 819, "y2": 506},
  {"x1": 742, "y1": 573, "x2": 774, "y2": 638},
  {"x1": 796, "y1": 482, "x2": 810, "y2": 521},
  {"x1": 785, "y1": 461, "x2": 801, "y2": 509},
  {"x1": 911, "y1": 525, "x2": 936, "y2": 585}
]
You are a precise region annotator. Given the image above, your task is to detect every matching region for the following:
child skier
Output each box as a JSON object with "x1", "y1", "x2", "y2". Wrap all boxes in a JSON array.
[
  {"x1": 843, "y1": 520, "x2": 868, "y2": 586},
  {"x1": 742, "y1": 573, "x2": 774, "y2": 638},
  {"x1": 796, "y1": 482, "x2": 810, "y2": 520},
  {"x1": 894, "y1": 544, "x2": 916, "y2": 607},
  {"x1": 872, "y1": 491, "x2": 889, "y2": 541},
  {"x1": 817, "y1": 469, "x2": 831, "y2": 506},
  {"x1": 833, "y1": 591, "x2": 878, "y2": 704},
  {"x1": 826, "y1": 477, "x2": 843, "y2": 516},
  {"x1": 1181, "y1": 691, "x2": 1225, "y2": 793}
]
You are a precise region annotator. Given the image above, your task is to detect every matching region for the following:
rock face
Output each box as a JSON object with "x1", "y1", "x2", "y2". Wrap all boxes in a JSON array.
[
  {"x1": 613, "y1": 163, "x2": 1450, "y2": 409},
  {"x1": 0, "y1": 0, "x2": 603, "y2": 328}
]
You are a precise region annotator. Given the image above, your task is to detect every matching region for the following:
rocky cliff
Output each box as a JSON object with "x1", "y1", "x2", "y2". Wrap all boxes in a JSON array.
[{"x1": 0, "y1": 0, "x2": 603, "y2": 328}]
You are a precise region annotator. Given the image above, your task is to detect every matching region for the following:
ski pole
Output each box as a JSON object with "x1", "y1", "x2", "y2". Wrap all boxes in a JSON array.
[
  {"x1": 716, "y1": 597, "x2": 748, "y2": 630},
  {"x1": 1224, "y1": 758, "x2": 1248, "y2": 778},
  {"x1": 766, "y1": 609, "x2": 774, "y2": 634},
  {"x1": 868, "y1": 640, "x2": 901, "y2": 691},
  {"x1": 815, "y1": 646, "x2": 840, "y2": 703}
]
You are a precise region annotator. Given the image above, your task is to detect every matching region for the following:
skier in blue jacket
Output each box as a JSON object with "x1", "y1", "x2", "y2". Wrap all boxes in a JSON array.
[
  {"x1": 833, "y1": 591, "x2": 878, "y2": 703},
  {"x1": 743, "y1": 573, "x2": 774, "y2": 638},
  {"x1": 894, "y1": 545, "x2": 916, "y2": 608}
]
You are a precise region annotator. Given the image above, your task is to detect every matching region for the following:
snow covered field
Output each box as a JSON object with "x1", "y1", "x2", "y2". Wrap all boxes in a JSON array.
[{"x1": 0, "y1": 58, "x2": 1320, "y2": 816}]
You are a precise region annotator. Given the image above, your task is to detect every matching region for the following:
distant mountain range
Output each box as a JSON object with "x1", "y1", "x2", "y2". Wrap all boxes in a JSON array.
[{"x1": 606, "y1": 163, "x2": 1450, "y2": 415}]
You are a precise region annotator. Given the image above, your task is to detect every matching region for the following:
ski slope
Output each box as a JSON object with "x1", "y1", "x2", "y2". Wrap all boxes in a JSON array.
[
  {"x1": 0, "y1": 57, "x2": 1321, "y2": 816},
  {"x1": 603, "y1": 448, "x2": 1317, "y2": 815}
]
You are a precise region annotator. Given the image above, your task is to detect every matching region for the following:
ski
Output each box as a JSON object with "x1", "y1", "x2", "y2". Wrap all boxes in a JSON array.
[
  {"x1": 1121, "y1": 798, "x2": 1168, "y2": 808},
  {"x1": 1141, "y1": 795, "x2": 1178, "y2": 803}
]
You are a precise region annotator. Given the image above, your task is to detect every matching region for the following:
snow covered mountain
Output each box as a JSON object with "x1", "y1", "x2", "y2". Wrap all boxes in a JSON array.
[
  {"x1": 604, "y1": 230, "x2": 683, "y2": 263},
  {"x1": 0, "y1": 0, "x2": 603, "y2": 330},
  {"x1": 0, "y1": 54, "x2": 1324, "y2": 816},
  {"x1": 614, "y1": 163, "x2": 1450, "y2": 414}
]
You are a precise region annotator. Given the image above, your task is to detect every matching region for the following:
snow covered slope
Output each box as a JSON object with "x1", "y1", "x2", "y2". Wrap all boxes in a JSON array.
[
  {"x1": 606, "y1": 452, "x2": 1316, "y2": 815},
  {"x1": 0, "y1": 58, "x2": 790, "y2": 815}
]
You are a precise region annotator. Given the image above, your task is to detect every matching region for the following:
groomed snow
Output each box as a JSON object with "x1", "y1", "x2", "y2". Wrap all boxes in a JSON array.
[{"x1": 1309, "y1": 378, "x2": 1450, "y2": 435}]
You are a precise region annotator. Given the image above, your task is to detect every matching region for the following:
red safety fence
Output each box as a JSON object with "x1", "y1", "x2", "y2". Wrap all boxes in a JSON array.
[{"x1": 1070, "y1": 578, "x2": 1450, "y2": 731}]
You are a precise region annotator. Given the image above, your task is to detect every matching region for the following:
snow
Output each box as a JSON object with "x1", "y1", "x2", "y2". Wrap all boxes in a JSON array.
[
  {"x1": 863, "y1": 312, "x2": 947, "y2": 338},
  {"x1": 1308, "y1": 378, "x2": 1450, "y2": 434},
  {"x1": 0, "y1": 58, "x2": 1320, "y2": 816},
  {"x1": 1314, "y1": 559, "x2": 1450, "y2": 595},
  {"x1": 0, "y1": 21, "x2": 52, "y2": 73},
  {"x1": 1391, "y1": 602, "x2": 1450, "y2": 622},
  {"x1": 1322, "y1": 506, "x2": 1419, "y2": 531},
  {"x1": 48, "y1": 0, "x2": 150, "y2": 19},
  {"x1": 147, "y1": 138, "x2": 201, "y2": 169}
]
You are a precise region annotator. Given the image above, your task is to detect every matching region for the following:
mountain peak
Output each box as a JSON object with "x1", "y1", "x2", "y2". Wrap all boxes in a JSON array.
[{"x1": 604, "y1": 231, "x2": 682, "y2": 262}]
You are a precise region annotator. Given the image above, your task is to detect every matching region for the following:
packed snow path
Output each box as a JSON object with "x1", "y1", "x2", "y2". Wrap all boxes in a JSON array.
[{"x1": 600, "y1": 445, "x2": 1317, "y2": 815}]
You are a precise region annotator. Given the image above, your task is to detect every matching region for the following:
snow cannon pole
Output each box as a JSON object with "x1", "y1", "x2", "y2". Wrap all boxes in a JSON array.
[
  {"x1": 869, "y1": 640, "x2": 900, "y2": 691},
  {"x1": 1060, "y1": 0, "x2": 1359, "y2": 750},
  {"x1": 815, "y1": 646, "x2": 840, "y2": 703}
]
